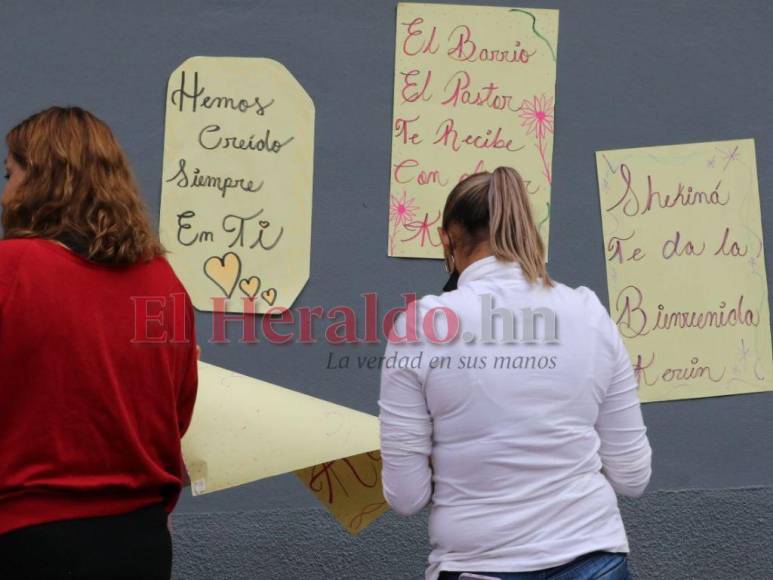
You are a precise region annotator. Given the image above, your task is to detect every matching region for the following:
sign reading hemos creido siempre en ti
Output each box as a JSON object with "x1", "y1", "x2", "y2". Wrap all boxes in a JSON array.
[
  {"x1": 596, "y1": 139, "x2": 773, "y2": 403},
  {"x1": 388, "y1": 3, "x2": 559, "y2": 258},
  {"x1": 160, "y1": 57, "x2": 314, "y2": 313}
]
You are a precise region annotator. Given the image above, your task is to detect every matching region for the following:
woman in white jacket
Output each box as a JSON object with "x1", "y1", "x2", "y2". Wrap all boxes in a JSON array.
[{"x1": 379, "y1": 167, "x2": 652, "y2": 580}]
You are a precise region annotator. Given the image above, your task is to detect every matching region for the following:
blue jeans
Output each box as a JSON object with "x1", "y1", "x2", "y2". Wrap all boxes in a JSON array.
[{"x1": 438, "y1": 551, "x2": 630, "y2": 580}]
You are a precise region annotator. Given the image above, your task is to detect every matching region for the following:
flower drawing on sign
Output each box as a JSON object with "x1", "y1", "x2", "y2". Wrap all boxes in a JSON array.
[
  {"x1": 518, "y1": 94, "x2": 555, "y2": 184},
  {"x1": 716, "y1": 144, "x2": 741, "y2": 172},
  {"x1": 389, "y1": 191, "x2": 419, "y2": 253},
  {"x1": 748, "y1": 255, "x2": 760, "y2": 273},
  {"x1": 402, "y1": 211, "x2": 442, "y2": 249}
]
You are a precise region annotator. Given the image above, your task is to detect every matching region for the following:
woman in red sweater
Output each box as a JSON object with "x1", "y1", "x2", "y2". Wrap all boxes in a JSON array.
[{"x1": 0, "y1": 107, "x2": 198, "y2": 579}]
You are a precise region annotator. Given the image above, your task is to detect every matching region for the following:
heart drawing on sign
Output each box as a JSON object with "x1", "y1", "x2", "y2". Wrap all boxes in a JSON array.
[
  {"x1": 203, "y1": 252, "x2": 242, "y2": 298},
  {"x1": 261, "y1": 288, "x2": 277, "y2": 306},
  {"x1": 239, "y1": 276, "x2": 261, "y2": 300}
]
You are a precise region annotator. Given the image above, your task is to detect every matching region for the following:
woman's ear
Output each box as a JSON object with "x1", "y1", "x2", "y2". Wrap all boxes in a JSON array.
[
  {"x1": 438, "y1": 227, "x2": 451, "y2": 252},
  {"x1": 439, "y1": 227, "x2": 457, "y2": 274}
]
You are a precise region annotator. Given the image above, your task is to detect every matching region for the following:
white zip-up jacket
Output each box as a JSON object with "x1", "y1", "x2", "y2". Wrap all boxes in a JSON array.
[{"x1": 379, "y1": 256, "x2": 652, "y2": 579}]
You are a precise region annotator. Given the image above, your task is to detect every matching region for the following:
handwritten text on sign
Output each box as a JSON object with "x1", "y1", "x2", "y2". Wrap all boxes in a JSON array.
[
  {"x1": 295, "y1": 451, "x2": 389, "y2": 535},
  {"x1": 388, "y1": 3, "x2": 559, "y2": 258},
  {"x1": 160, "y1": 57, "x2": 314, "y2": 313},
  {"x1": 597, "y1": 140, "x2": 773, "y2": 402}
]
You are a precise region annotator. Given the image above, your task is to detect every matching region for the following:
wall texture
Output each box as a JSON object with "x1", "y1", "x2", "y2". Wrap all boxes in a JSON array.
[
  {"x1": 172, "y1": 487, "x2": 773, "y2": 579},
  {"x1": 1, "y1": 0, "x2": 771, "y2": 578}
]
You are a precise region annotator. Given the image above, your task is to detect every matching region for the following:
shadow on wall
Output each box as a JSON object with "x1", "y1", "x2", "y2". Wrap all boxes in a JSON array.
[{"x1": 172, "y1": 487, "x2": 773, "y2": 580}]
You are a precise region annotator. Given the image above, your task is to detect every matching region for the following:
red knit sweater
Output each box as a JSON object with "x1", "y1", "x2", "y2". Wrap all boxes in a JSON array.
[{"x1": 0, "y1": 238, "x2": 198, "y2": 535}]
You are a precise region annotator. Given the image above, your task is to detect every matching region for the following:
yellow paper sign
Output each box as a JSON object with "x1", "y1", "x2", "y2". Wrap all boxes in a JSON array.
[
  {"x1": 295, "y1": 451, "x2": 389, "y2": 535},
  {"x1": 596, "y1": 139, "x2": 773, "y2": 402},
  {"x1": 159, "y1": 57, "x2": 314, "y2": 313},
  {"x1": 388, "y1": 3, "x2": 559, "y2": 258},
  {"x1": 183, "y1": 362, "x2": 380, "y2": 493},
  {"x1": 182, "y1": 362, "x2": 389, "y2": 533}
]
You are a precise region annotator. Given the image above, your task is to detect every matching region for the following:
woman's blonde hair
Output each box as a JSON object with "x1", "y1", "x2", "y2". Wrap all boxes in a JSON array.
[
  {"x1": 2, "y1": 106, "x2": 163, "y2": 265},
  {"x1": 442, "y1": 166, "x2": 552, "y2": 286}
]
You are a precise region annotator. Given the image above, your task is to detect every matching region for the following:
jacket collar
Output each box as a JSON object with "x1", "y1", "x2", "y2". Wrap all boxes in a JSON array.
[{"x1": 457, "y1": 255, "x2": 525, "y2": 287}]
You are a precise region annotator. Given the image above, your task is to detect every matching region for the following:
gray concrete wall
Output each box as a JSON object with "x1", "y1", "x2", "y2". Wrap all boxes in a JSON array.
[
  {"x1": 172, "y1": 487, "x2": 773, "y2": 579},
  {"x1": 1, "y1": 0, "x2": 772, "y2": 577}
]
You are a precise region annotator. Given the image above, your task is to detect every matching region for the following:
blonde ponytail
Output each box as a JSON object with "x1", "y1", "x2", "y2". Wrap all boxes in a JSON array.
[
  {"x1": 441, "y1": 166, "x2": 551, "y2": 287},
  {"x1": 488, "y1": 167, "x2": 551, "y2": 286}
]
